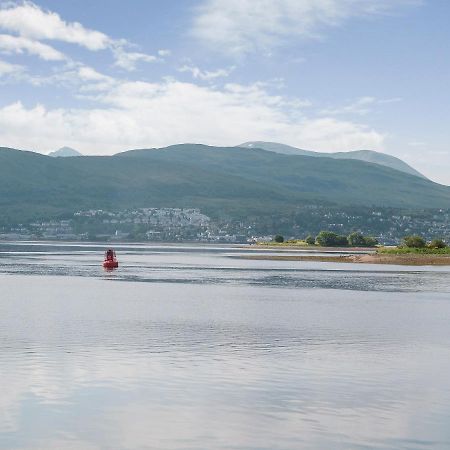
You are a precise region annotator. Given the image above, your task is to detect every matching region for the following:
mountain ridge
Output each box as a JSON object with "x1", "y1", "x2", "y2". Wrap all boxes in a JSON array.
[
  {"x1": 0, "y1": 144, "x2": 448, "y2": 226},
  {"x1": 238, "y1": 141, "x2": 426, "y2": 179}
]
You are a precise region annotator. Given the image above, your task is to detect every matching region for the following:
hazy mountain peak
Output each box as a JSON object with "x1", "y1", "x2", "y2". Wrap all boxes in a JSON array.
[
  {"x1": 48, "y1": 147, "x2": 82, "y2": 157},
  {"x1": 238, "y1": 141, "x2": 426, "y2": 179}
]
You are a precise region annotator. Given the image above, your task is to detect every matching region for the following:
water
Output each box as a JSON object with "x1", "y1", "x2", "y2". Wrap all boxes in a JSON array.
[{"x1": 1, "y1": 242, "x2": 450, "y2": 450}]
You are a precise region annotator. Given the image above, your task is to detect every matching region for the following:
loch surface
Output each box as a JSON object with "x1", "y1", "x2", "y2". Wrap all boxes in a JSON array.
[{"x1": 1, "y1": 242, "x2": 450, "y2": 450}]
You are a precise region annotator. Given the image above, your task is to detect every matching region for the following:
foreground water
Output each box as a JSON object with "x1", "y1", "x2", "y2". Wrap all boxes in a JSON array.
[{"x1": 1, "y1": 242, "x2": 450, "y2": 450}]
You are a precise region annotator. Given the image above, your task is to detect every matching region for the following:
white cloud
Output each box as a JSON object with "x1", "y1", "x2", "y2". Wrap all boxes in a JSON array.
[
  {"x1": 178, "y1": 64, "x2": 235, "y2": 81},
  {"x1": 15, "y1": 63, "x2": 116, "y2": 92},
  {"x1": 0, "y1": 57, "x2": 22, "y2": 74},
  {"x1": 291, "y1": 117, "x2": 384, "y2": 151},
  {"x1": 0, "y1": 2, "x2": 160, "y2": 70},
  {"x1": 77, "y1": 65, "x2": 110, "y2": 82},
  {"x1": 192, "y1": 0, "x2": 420, "y2": 55},
  {"x1": 0, "y1": 33, "x2": 66, "y2": 60},
  {"x1": 75, "y1": 65, "x2": 116, "y2": 92},
  {"x1": 321, "y1": 96, "x2": 402, "y2": 116},
  {"x1": 0, "y1": 79, "x2": 384, "y2": 154},
  {"x1": 322, "y1": 96, "x2": 377, "y2": 115},
  {"x1": 0, "y1": 1, "x2": 110, "y2": 50},
  {"x1": 112, "y1": 47, "x2": 158, "y2": 71},
  {"x1": 157, "y1": 49, "x2": 171, "y2": 57}
]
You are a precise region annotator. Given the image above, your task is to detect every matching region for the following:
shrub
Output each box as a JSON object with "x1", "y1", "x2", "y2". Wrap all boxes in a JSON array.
[
  {"x1": 273, "y1": 234, "x2": 284, "y2": 243},
  {"x1": 428, "y1": 239, "x2": 447, "y2": 249},
  {"x1": 305, "y1": 235, "x2": 315, "y2": 245},
  {"x1": 363, "y1": 236, "x2": 379, "y2": 247},
  {"x1": 316, "y1": 231, "x2": 348, "y2": 247},
  {"x1": 347, "y1": 232, "x2": 366, "y2": 247},
  {"x1": 403, "y1": 235, "x2": 426, "y2": 248}
]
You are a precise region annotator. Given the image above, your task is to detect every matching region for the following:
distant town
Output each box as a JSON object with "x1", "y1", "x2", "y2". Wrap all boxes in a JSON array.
[{"x1": 1, "y1": 206, "x2": 449, "y2": 245}]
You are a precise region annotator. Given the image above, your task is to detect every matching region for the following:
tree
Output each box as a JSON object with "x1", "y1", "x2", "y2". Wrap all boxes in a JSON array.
[
  {"x1": 315, "y1": 231, "x2": 348, "y2": 247},
  {"x1": 347, "y1": 232, "x2": 378, "y2": 247},
  {"x1": 429, "y1": 239, "x2": 447, "y2": 249},
  {"x1": 403, "y1": 235, "x2": 426, "y2": 248},
  {"x1": 273, "y1": 234, "x2": 284, "y2": 243},
  {"x1": 363, "y1": 236, "x2": 379, "y2": 247},
  {"x1": 347, "y1": 232, "x2": 366, "y2": 247},
  {"x1": 305, "y1": 235, "x2": 315, "y2": 245}
]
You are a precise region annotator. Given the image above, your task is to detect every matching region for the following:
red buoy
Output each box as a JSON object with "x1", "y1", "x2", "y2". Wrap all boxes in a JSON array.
[{"x1": 103, "y1": 248, "x2": 119, "y2": 269}]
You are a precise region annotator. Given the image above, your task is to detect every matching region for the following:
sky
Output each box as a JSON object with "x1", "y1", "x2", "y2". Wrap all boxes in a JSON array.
[{"x1": 0, "y1": 0, "x2": 449, "y2": 183}]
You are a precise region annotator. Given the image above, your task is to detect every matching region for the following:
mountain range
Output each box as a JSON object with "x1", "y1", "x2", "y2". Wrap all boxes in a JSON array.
[
  {"x1": 239, "y1": 141, "x2": 425, "y2": 179},
  {"x1": 0, "y1": 143, "x2": 448, "y2": 225},
  {"x1": 46, "y1": 142, "x2": 424, "y2": 179}
]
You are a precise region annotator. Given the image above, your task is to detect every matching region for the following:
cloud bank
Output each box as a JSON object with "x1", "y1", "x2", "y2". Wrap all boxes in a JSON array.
[
  {"x1": 0, "y1": 77, "x2": 384, "y2": 154},
  {"x1": 192, "y1": 0, "x2": 420, "y2": 55},
  {"x1": 0, "y1": 1, "x2": 158, "y2": 69}
]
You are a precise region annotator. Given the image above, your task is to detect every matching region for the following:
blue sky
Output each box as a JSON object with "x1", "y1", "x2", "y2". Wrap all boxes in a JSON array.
[{"x1": 0, "y1": 0, "x2": 448, "y2": 183}]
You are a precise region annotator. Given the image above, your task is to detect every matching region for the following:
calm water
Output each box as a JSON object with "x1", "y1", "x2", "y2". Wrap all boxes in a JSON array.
[{"x1": 1, "y1": 242, "x2": 450, "y2": 450}]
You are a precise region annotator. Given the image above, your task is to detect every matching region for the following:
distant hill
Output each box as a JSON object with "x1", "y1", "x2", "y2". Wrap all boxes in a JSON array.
[
  {"x1": 0, "y1": 144, "x2": 448, "y2": 225},
  {"x1": 239, "y1": 141, "x2": 426, "y2": 179},
  {"x1": 48, "y1": 146, "x2": 82, "y2": 157}
]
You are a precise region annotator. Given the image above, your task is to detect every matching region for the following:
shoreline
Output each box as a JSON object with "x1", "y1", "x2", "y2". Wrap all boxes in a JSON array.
[
  {"x1": 237, "y1": 253, "x2": 450, "y2": 266},
  {"x1": 246, "y1": 244, "x2": 376, "y2": 253}
]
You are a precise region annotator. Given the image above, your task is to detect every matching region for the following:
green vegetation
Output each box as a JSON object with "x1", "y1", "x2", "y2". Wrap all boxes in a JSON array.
[
  {"x1": 1, "y1": 144, "x2": 450, "y2": 227},
  {"x1": 363, "y1": 236, "x2": 379, "y2": 247},
  {"x1": 347, "y1": 232, "x2": 366, "y2": 246},
  {"x1": 403, "y1": 235, "x2": 426, "y2": 248},
  {"x1": 315, "y1": 231, "x2": 348, "y2": 247},
  {"x1": 260, "y1": 231, "x2": 378, "y2": 248},
  {"x1": 429, "y1": 239, "x2": 447, "y2": 249},
  {"x1": 256, "y1": 239, "x2": 308, "y2": 247},
  {"x1": 378, "y1": 236, "x2": 449, "y2": 254},
  {"x1": 347, "y1": 232, "x2": 378, "y2": 247},
  {"x1": 378, "y1": 247, "x2": 450, "y2": 255}
]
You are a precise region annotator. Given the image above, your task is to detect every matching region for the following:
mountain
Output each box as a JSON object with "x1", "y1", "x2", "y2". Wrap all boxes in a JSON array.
[
  {"x1": 239, "y1": 141, "x2": 426, "y2": 179},
  {"x1": 48, "y1": 146, "x2": 82, "y2": 157},
  {"x1": 0, "y1": 144, "x2": 448, "y2": 225}
]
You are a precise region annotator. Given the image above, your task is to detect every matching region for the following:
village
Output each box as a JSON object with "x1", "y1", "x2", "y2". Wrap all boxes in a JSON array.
[
  {"x1": 0, "y1": 208, "x2": 248, "y2": 243},
  {"x1": 1, "y1": 206, "x2": 449, "y2": 245}
]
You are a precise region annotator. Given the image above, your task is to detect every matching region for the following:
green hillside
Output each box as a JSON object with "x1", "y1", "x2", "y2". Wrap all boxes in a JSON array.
[{"x1": 0, "y1": 144, "x2": 449, "y2": 225}]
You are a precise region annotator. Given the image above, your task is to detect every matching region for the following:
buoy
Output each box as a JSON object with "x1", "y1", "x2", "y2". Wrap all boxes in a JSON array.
[{"x1": 103, "y1": 248, "x2": 119, "y2": 269}]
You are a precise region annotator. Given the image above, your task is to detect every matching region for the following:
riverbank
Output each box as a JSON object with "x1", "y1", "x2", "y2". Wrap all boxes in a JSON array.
[
  {"x1": 248, "y1": 244, "x2": 375, "y2": 252},
  {"x1": 239, "y1": 252, "x2": 450, "y2": 265}
]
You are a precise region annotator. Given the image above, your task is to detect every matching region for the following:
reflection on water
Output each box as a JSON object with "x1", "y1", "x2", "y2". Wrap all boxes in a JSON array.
[{"x1": 1, "y1": 242, "x2": 450, "y2": 449}]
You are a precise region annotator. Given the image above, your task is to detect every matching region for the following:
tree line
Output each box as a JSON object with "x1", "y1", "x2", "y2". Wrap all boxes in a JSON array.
[
  {"x1": 402, "y1": 236, "x2": 447, "y2": 249},
  {"x1": 273, "y1": 232, "x2": 447, "y2": 249},
  {"x1": 273, "y1": 231, "x2": 378, "y2": 247}
]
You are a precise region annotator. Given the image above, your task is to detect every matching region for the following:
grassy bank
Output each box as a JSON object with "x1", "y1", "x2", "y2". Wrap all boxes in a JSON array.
[
  {"x1": 377, "y1": 247, "x2": 450, "y2": 255},
  {"x1": 253, "y1": 241, "x2": 375, "y2": 251},
  {"x1": 238, "y1": 252, "x2": 450, "y2": 265},
  {"x1": 256, "y1": 240, "x2": 309, "y2": 247}
]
